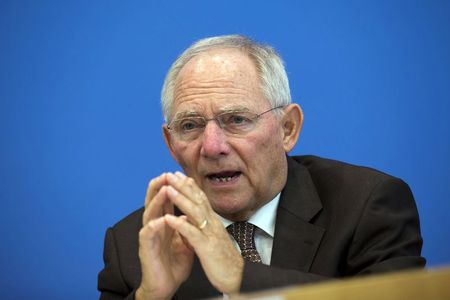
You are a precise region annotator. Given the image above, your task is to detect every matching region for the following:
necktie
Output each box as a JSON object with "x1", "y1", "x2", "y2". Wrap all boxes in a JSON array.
[{"x1": 227, "y1": 222, "x2": 262, "y2": 263}]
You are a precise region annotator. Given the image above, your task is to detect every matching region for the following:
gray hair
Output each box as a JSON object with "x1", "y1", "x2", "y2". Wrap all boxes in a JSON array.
[{"x1": 161, "y1": 34, "x2": 292, "y2": 122}]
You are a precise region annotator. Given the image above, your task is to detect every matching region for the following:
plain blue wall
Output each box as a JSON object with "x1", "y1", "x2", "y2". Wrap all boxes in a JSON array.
[{"x1": 1, "y1": 1, "x2": 449, "y2": 299}]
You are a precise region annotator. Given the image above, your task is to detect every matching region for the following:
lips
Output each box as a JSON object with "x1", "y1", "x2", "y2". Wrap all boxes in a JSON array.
[{"x1": 206, "y1": 171, "x2": 241, "y2": 183}]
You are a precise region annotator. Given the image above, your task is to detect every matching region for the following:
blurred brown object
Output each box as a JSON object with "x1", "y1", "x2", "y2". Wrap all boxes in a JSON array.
[{"x1": 225, "y1": 267, "x2": 450, "y2": 300}]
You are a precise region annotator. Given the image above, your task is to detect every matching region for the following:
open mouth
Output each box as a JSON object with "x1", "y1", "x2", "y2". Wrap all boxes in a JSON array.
[{"x1": 207, "y1": 171, "x2": 241, "y2": 183}]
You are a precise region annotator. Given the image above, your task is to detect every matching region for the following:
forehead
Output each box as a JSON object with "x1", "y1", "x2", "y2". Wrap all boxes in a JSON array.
[
  {"x1": 178, "y1": 48, "x2": 259, "y2": 82},
  {"x1": 172, "y1": 48, "x2": 268, "y2": 115}
]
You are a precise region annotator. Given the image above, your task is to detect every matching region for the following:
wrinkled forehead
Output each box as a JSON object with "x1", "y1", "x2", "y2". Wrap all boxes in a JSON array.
[
  {"x1": 177, "y1": 48, "x2": 259, "y2": 82},
  {"x1": 171, "y1": 48, "x2": 268, "y2": 118}
]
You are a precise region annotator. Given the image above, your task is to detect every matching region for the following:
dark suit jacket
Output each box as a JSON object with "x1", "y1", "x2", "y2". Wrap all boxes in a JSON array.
[{"x1": 98, "y1": 155, "x2": 425, "y2": 299}]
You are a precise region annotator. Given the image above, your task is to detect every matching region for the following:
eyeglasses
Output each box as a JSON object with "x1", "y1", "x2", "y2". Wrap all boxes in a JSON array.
[{"x1": 167, "y1": 105, "x2": 284, "y2": 141}]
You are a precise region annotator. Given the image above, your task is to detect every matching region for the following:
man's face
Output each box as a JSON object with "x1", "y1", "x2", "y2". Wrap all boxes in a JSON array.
[{"x1": 164, "y1": 48, "x2": 292, "y2": 221}]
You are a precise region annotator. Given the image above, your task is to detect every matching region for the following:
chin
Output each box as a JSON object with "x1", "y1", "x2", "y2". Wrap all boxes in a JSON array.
[
  {"x1": 211, "y1": 199, "x2": 246, "y2": 216},
  {"x1": 212, "y1": 200, "x2": 255, "y2": 221}
]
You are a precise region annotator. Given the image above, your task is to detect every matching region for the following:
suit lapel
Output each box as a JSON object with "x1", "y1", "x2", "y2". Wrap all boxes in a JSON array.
[{"x1": 271, "y1": 156, "x2": 325, "y2": 272}]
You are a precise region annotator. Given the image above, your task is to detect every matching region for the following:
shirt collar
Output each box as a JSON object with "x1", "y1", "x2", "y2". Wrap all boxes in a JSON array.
[{"x1": 218, "y1": 193, "x2": 280, "y2": 238}]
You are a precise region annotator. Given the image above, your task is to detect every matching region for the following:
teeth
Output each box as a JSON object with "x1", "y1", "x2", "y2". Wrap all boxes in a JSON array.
[{"x1": 213, "y1": 176, "x2": 233, "y2": 182}]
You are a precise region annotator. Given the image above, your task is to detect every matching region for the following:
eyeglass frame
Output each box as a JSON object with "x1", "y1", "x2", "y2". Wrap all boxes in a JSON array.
[{"x1": 166, "y1": 105, "x2": 285, "y2": 140}]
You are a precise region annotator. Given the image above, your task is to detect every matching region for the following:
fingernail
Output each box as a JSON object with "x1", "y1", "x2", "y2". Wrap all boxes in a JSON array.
[
  {"x1": 167, "y1": 173, "x2": 178, "y2": 182},
  {"x1": 165, "y1": 214, "x2": 176, "y2": 220},
  {"x1": 175, "y1": 171, "x2": 186, "y2": 178},
  {"x1": 167, "y1": 186, "x2": 178, "y2": 197}
]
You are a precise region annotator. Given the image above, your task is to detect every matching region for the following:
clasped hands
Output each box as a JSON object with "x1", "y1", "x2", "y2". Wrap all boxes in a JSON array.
[{"x1": 136, "y1": 172, "x2": 244, "y2": 300}]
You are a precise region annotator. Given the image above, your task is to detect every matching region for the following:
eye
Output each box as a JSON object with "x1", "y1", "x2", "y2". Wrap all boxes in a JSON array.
[
  {"x1": 223, "y1": 113, "x2": 252, "y2": 126},
  {"x1": 231, "y1": 115, "x2": 246, "y2": 124},
  {"x1": 179, "y1": 118, "x2": 203, "y2": 132}
]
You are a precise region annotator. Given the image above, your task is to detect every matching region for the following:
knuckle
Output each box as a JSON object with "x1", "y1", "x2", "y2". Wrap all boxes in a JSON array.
[
  {"x1": 195, "y1": 195, "x2": 204, "y2": 205},
  {"x1": 139, "y1": 226, "x2": 148, "y2": 239},
  {"x1": 195, "y1": 190, "x2": 208, "y2": 206},
  {"x1": 186, "y1": 177, "x2": 195, "y2": 186}
]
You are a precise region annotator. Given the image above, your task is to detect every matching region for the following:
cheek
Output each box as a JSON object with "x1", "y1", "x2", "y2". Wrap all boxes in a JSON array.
[
  {"x1": 243, "y1": 126, "x2": 284, "y2": 171},
  {"x1": 259, "y1": 124, "x2": 284, "y2": 153},
  {"x1": 171, "y1": 142, "x2": 197, "y2": 171}
]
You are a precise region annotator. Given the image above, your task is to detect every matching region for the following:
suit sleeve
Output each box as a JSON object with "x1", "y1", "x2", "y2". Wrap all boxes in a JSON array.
[
  {"x1": 239, "y1": 177, "x2": 425, "y2": 293},
  {"x1": 240, "y1": 262, "x2": 328, "y2": 292},
  {"x1": 98, "y1": 228, "x2": 136, "y2": 300}
]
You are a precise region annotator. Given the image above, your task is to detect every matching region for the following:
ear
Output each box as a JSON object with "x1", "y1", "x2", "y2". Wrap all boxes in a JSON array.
[
  {"x1": 163, "y1": 124, "x2": 179, "y2": 164},
  {"x1": 281, "y1": 103, "x2": 303, "y2": 153}
]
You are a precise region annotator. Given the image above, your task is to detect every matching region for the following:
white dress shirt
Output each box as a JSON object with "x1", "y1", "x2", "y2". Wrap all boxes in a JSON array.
[{"x1": 218, "y1": 193, "x2": 281, "y2": 265}]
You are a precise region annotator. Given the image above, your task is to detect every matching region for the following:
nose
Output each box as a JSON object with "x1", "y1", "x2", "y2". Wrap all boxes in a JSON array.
[{"x1": 200, "y1": 120, "x2": 231, "y2": 158}]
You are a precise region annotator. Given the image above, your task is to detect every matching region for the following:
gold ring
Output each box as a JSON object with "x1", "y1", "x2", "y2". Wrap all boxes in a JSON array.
[{"x1": 198, "y1": 219, "x2": 208, "y2": 230}]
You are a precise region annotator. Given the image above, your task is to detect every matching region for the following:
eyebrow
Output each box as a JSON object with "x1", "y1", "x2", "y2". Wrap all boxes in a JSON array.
[
  {"x1": 217, "y1": 105, "x2": 251, "y2": 114},
  {"x1": 173, "y1": 105, "x2": 251, "y2": 120},
  {"x1": 173, "y1": 111, "x2": 203, "y2": 120}
]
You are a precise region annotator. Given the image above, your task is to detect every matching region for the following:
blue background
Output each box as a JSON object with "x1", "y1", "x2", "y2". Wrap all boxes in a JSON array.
[{"x1": 1, "y1": 1, "x2": 449, "y2": 299}]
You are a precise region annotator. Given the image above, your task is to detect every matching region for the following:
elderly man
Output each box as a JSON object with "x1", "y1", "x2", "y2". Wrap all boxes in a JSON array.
[{"x1": 98, "y1": 35, "x2": 425, "y2": 299}]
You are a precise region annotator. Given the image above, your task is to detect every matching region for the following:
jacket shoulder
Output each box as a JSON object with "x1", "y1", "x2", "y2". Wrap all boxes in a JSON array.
[
  {"x1": 288, "y1": 155, "x2": 412, "y2": 203},
  {"x1": 291, "y1": 155, "x2": 400, "y2": 182},
  {"x1": 111, "y1": 207, "x2": 144, "y2": 235}
]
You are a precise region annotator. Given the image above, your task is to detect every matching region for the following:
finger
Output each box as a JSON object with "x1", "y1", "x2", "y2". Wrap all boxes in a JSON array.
[
  {"x1": 139, "y1": 217, "x2": 167, "y2": 249},
  {"x1": 139, "y1": 217, "x2": 175, "y2": 257},
  {"x1": 175, "y1": 171, "x2": 185, "y2": 179},
  {"x1": 170, "y1": 172, "x2": 196, "y2": 198},
  {"x1": 143, "y1": 186, "x2": 166, "y2": 225},
  {"x1": 143, "y1": 186, "x2": 173, "y2": 225},
  {"x1": 166, "y1": 185, "x2": 206, "y2": 228},
  {"x1": 164, "y1": 214, "x2": 204, "y2": 246},
  {"x1": 144, "y1": 173, "x2": 169, "y2": 208},
  {"x1": 177, "y1": 215, "x2": 194, "y2": 251},
  {"x1": 167, "y1": 172, "x2": 210, "y2": 208},
  {"x1": 163, "y1": 196, "x2": 174, "y2": 216}
]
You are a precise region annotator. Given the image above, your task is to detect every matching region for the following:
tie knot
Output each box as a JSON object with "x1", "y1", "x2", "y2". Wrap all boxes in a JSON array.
[{"x1": 227, "y1": 222, "x2": 262, "y2": 263}]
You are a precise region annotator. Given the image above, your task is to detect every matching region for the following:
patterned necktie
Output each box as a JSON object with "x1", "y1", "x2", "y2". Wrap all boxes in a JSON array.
[{"x1": 227, "y1": 222, "x2": 262, "y2": 263}]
